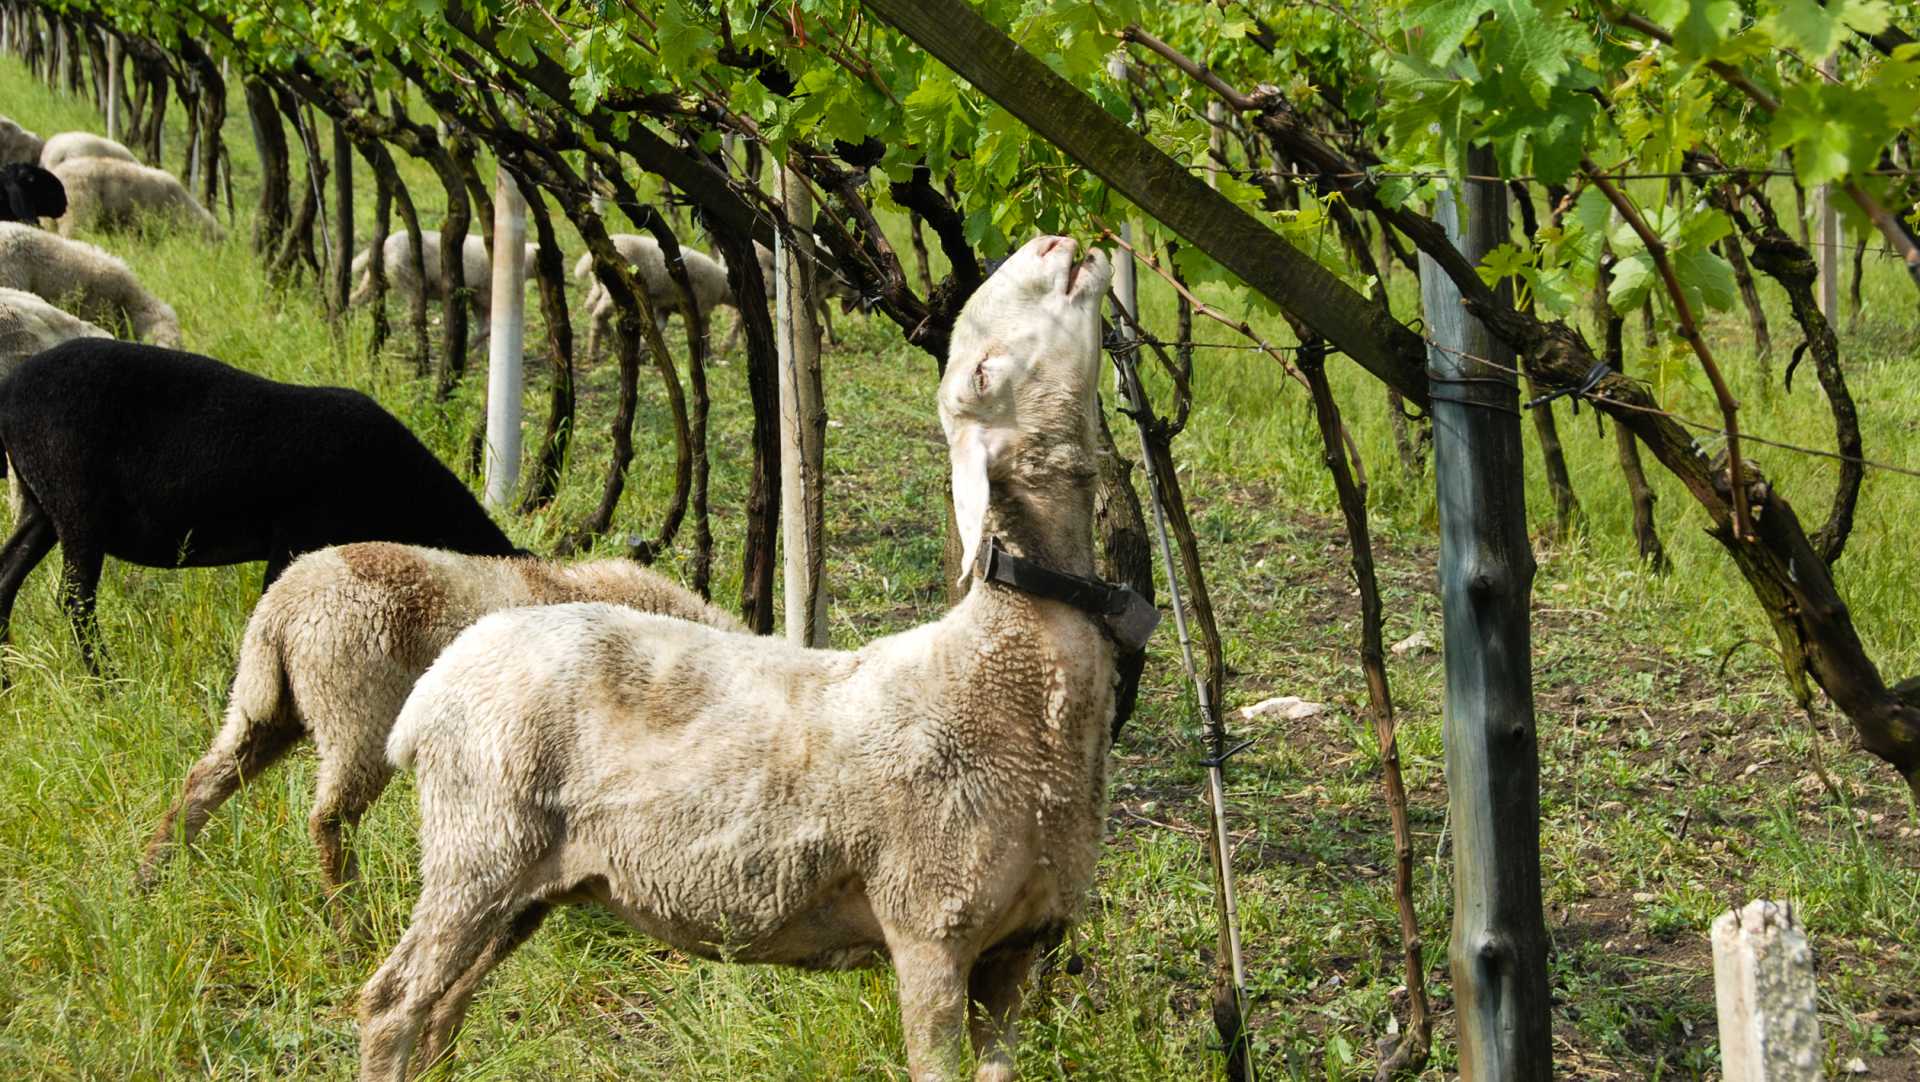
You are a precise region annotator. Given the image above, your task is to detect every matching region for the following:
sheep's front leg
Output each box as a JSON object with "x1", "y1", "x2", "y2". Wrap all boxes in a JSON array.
[
  {"x1": 968, "y1": 941, "x2": 1039, "y2": 1082},
  {"x1": 0, "y1": 496, "x2": 57, "y2": 664},
  {"x1": 887, "y1": 933, "x2": 974, "y2": 1082}
]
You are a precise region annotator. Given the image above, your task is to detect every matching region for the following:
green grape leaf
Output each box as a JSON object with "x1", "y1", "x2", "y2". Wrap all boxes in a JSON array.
[
  {"x1": 1608, "y1": 251, "x2": 1656, "y2": 311},
  {"x1": 1672, "y1": 244, "x2": 1736, "y2": 311}
]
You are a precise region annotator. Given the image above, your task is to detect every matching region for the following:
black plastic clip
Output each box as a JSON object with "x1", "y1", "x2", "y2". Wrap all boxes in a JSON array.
[
  {"x1": 1524, "y1": 361, "x2": 1612, "y2": 414},
  {"x1": 1102, "y1": 325, "x2": 1141, "y2": 357},
  {"x1": 1198, "y1": 737, "x2": 1258, "y2": 770}
]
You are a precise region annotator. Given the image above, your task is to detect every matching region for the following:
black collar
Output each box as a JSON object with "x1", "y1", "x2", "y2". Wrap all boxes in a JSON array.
[{"x1": 979, "y1": 539, "x2": 1160, "y2": 653}]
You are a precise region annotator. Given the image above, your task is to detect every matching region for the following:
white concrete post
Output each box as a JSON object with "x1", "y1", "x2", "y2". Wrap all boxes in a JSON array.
[
  {"x1": 775, "y1": 160, "x2": 827, "y2": 647},
  {"x1": 1711, "y1": 900, "x2": 1823, "y2": 1082},
  {"x1": 1815, "y1": 55, "x2": 1841, "y2": 319},
  {"x1": 483, "y1": 166, "x2": 527, "y2": 509},
  {"x1": 1206, "y1": 99, "x2": 1227, "y2": 190},
  {"x1": 105, "y1": 37, "x2": 119, "y2": 140}
]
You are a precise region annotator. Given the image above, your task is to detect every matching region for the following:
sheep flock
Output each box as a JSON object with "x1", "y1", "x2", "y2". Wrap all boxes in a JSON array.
[{"x1": 2, "y1": 95, "x2": 1135, "y2": 1082}]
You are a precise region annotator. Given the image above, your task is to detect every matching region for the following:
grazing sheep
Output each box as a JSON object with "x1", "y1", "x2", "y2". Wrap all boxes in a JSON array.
[
  {"x1": 572, "y1": 233, "x2": 734, "y2": 362},
  {"x1": 0, "y1": 287, "x2": 111, "y2": 375},
  {"x1": 349, "y1": 229, "x2": 484, "y2": 312},
  {"x1": 360, "y1": 235, "x2": 1123, "y2": 1082},
  {"x1": 725, "y1": 239, "x2": 860, "y2": 351},
  {"x1": 348, "y1": 231, "x2": 541, "y2": 317},
  {"x1": 0, "y1": 162, "x2": 66, "y2": 225},
  {"x1": 0, "y1": 115, "x2": 43, "y2": 167},
  {"x1": 137, "y1": 543, "x2": 742, "y2": 898},
  {"x1": 0, "y1": 341, "x2": 521, "y2": 676},
  {"x1": 52, "y1": 156, "x2": 222, "y2": 239},
  {"x1": 0, "y1": 222, "x2": 180, "y2": 346},
  {"x1": 38, "y1": 130, "x2": 136, "y2": 171}
]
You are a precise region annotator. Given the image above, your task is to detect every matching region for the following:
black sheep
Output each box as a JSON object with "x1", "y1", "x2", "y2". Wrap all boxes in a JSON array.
[
  {"x1": 0, "y1": 163, "x2": 66, "y2": 226},
  {"x1": 0, "y1": 339, "x2": 522, "y2": 674}
]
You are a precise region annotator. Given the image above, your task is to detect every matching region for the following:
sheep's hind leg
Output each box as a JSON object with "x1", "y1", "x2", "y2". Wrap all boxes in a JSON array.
[
  {"x1": 309, "y1": 746, "x2": 395, "y2": 901},
  {"x1": 136, "y1": 707, "x2": 304, "y2": 890},
  {"x1": 967, "y1": 941, "x2": 1042, "y2": 1082},
  {"x1": 55, "y1": 540, "x2": 107, "y2": 678},
  {"x1": 416, "y1": 901, "x2": 552, "y2": 1068},
  {"x1": 886, "y1": 931, "x2": 975, "y2": 1082},
  {"x1": 584, "y1": 313, "x2": 605, "y2": 366},
  {"x1": 358, "y1": 885, "x2": 509, "y2": 1082}
]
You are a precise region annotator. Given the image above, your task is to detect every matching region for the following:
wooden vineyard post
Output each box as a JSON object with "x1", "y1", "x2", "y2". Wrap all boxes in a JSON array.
[
  {"x1": 1711, "y1": 900, "x2": 1822, "y2": 1082},
  {"x1": 483, "y1": 166, "x2": 526, "y2": 510},
  {"x1": 775, "y1": 160, "x2": 827, "y2": 647},
  {"x1": 331, "y1": 117, "x2": 354, "y2": 315},
  {"x1": 1417, "y1": 152, "x2": 1553, "y2": 1081}
]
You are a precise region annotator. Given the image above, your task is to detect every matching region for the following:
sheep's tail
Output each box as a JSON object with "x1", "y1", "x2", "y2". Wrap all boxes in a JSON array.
[
  {"x1": 385, "y1": 675, "x2": 437, "y2": 771},
  {"x1": 386, "y1": 711, "x2": 423, "y2": 772},
  {"x1": 228, "y1": 610, "x2": 293, "y2": 738}
]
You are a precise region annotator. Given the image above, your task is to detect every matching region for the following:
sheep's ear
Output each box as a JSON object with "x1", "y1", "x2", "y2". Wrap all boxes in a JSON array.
[{"x1": 949, "y1": 423, "x2": 1002, "y2": 585}]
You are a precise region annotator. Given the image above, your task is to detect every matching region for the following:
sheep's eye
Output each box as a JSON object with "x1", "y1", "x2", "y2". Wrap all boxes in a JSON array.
[{"x1": 972, "y1": 357, "x2": 992, "y2": 395}]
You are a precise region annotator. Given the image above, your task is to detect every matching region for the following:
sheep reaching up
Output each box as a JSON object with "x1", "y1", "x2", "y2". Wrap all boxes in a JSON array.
[
  {"x1": 137, "y1": 543, "x2": 742, "y2": 899},
  {"x1": 52, "y1": 157, "x2": 222, "y2": 240},
  {"x1": 37, "y1": 131, "x2": 136, "y2": 171},
  {"x1": 0, "y1": 115, "x2": 43, "y2": 167},
  {"x1": 360, "y1": 235, "x2": 1123, "y2": 1082},
  {"x1": 0, "y1": 341, "x2": 521, "y2": 677},
  {"x1": 0, "y1": 162, "x2": 66, "y2": 226},
  {"x1": 0, "y1": 222, "x2": 180, "y2": 346}
]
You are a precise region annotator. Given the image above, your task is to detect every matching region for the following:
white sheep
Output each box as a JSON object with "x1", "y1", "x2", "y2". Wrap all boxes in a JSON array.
[
  {"x1": 0, "y1": 222, "x2": 180, "y2": 346},
  {"x1": 52, "y1": 156, "x2": 222, "y2": 240},
  {"x1": 137, "y1": 542, "x2": 742, "y2": 899},
  {"x1": 37, "y1": 130, "x2": 136, "y2": 171},
  {"x1": 348, "y1": 230, "x2": 540, "y2": 320},
  {"x1": 0, "y1": 286, "x2": 112, "y2": 374},
  {"x1": 572, "y1": 233, "x2": 734, "y2": 361},
  {"x1": 0, "y1": 115, "x2": 44, "y2": 166},
  {"x1": 726, "y1": 238, "x2": 859, "y2": 351},
  {"x1": 0, "y1": 288, "x2": 112, "y2": 519},
  {"x1": 359, "y1": 235, "x2": 1120, "y2": 1082}
]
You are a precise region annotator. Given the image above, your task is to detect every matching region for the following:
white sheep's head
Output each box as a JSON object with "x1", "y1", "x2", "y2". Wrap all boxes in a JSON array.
[{"x1": 938, "y1": 234, "x2": 1112, "y2": 579}]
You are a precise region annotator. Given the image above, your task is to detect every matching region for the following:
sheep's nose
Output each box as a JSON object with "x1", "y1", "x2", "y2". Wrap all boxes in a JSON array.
[{"x1": 1037, "y1": 236, "x2": 1074, "y2": 259}]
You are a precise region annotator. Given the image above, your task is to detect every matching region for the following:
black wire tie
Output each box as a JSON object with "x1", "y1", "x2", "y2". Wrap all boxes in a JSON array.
[
  {"x1": 1198, "y1": 737, "x2": 1258, "y2": 770},
  {"x1": 1524, "y1": 362, "x2": 1612, "y2": 413}
]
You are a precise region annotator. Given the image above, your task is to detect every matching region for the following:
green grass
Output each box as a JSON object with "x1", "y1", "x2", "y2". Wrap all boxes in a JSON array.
[{"x1": 4, "y1": 53, "x2": 1919, "y2": 1080}]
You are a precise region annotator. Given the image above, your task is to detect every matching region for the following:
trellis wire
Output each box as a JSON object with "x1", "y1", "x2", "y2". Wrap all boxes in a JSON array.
[
  {"x1": 1107, "y1": 269, "x2": 1920, "y2": 481},
  {"x1": 1420, "y1": 337, "x2": 1920, "y2": 481}
]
